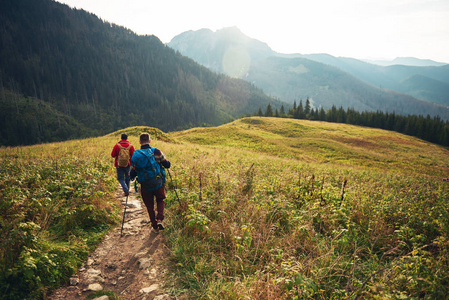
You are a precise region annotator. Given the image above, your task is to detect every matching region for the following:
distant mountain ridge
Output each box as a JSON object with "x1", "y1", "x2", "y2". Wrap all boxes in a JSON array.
[
  {"x1": 0, "y1": 1, "x2": 283, "y2": 146},
  {"x1": 364, "y1": 57, "x2": 448, "y2": 67},
  {"x1": 168, "y1": 27, "x2": 449, "y2": 119},
  {"x1": 294, "y1": 55, "x2": 449, "y2": 107}
]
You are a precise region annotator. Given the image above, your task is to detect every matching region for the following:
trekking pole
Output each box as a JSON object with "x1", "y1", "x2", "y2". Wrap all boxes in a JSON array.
[
  {"x1": 120, "y1": 194, "x2": 129, "y2": 237},
  {"x1": 167, "y1": 169, "x2": 181, "y2": 206}
]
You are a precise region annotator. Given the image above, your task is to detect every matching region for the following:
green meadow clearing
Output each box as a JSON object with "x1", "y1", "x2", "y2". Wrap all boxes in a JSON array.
[{"x1": 1, "y1": 117, "x2": 448, "y2": 299}]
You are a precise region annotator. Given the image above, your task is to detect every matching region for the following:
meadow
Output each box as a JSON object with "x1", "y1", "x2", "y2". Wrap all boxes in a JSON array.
[
  {"x1": 162, "y1": 117, "x2": 449, "y2": 299},
  {"x1": 1, "y1": 118, "x2": 448, "y2": 299}
]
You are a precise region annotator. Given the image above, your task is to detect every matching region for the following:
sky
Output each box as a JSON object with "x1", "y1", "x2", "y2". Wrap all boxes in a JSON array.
[{"x1": 56, "y1": 0, "x2": 449, "y2": 63}]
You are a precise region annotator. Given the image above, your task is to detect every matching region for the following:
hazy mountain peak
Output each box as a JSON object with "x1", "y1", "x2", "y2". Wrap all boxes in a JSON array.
[
  {"x1": 170, "y1": 26, "x2": 273, "y2": 53},
  {"x1": 217, "y1": 26, "x2": 245, "y2": 37},
  {"x1": 168, "y1": 26, "x2": 276, "y2": 77}
]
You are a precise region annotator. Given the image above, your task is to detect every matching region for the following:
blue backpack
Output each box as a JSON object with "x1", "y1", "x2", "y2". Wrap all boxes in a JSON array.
[{"x1": 131, "y1": 147, "x2": 165, "y2": 192}]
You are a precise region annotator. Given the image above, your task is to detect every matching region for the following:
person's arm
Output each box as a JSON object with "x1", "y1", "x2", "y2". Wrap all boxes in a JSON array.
[
  {"x1": 111, "y1": 144, "x2": 118, "y2": 158},
  {"x1": 154, "y1": 148, "x2": 170, "y2": 168},
  {"x1": 161, "y1": 160, "x2": 171, "y2": 169}
]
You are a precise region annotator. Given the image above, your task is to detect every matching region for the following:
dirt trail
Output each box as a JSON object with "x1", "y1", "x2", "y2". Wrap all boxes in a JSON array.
[{"x1": 48, "y1": 189, "x2": 173, "y2": 300}]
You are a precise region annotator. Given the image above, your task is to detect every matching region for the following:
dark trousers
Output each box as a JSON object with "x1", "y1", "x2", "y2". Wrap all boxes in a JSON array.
[{"x1": 141, "y1": 184, "x2": 166, "y2": 229}]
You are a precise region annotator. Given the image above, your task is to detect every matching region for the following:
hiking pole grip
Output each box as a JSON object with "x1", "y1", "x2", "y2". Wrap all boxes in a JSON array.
[{"x1": 120, "y1": 195, "x2": 129, "y2": 237}]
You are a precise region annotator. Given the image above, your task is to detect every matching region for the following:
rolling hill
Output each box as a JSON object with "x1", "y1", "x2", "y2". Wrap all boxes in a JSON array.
[
  {"x1": 172, "y1": 117, "x2": 449, "y2": 176},
  {"x1": 2, "y1": 117, "x2": 448, "y2": 299},
  {"x1": 168, "y1": 27, "x2": 449, "y2": 118}
]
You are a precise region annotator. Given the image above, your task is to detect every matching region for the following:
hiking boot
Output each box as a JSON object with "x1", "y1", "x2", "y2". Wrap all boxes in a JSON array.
[
  {"x1": 124, "y1": 191, "x2": 129, "y2": 196},
  {"x1": 152, "y1": 227, "x2": 160, "y2": 234},
  {"x1": 157, "y1": 222, "x2": 165, "y2": 231}
]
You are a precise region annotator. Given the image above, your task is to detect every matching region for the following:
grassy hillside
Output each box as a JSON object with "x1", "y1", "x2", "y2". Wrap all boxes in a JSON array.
[
  {"x1": 173, "y1": 117, "x2": 448, "y2": 176},
  {"x1": 1, "y1": 118, "x2": 448, "y2": 299},
  {"x1": 165, "y1": 117, "x2": 449, "y2": 299}
]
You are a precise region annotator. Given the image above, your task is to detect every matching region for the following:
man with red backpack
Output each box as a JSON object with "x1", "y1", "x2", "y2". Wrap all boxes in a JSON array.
[{"x1": 111, "y1": 133, "x2": 135, "y2": 196}]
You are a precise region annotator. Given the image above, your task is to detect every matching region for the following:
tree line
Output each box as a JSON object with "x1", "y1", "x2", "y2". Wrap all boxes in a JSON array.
[{"x1": 257, "y1": 99, "x2": 449, "y2": 147}]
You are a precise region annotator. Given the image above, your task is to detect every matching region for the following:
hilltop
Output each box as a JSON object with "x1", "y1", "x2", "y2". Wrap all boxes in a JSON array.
[
  {"x1": 2, "y1": 118, "x2": 449, "y2": 299},
  {"x1": 173, "y1": 117, "x2": 449, "y2": 176}
]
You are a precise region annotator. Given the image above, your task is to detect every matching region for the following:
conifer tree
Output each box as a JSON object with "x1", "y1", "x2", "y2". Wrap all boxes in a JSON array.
[
  {"x1": 305, "y1": 98, "x2": 311, "y2": 115},
  {"x1": 297, "y1": 100, "x2": 304, "y2": 119},
  {"x1": 289, "y1": 100, "x2": 297, "y2": 117},
  {"x1": 319, "y1": 107, "x2": 326, "y2": 121},
  {"x1": 265, "y1": 103, "x2": 273, "y2": 117},
  {"x1": 280, "y1": 104, "x2": 285, "y2": 117},
  {"x1": 337, "y1": 106, "x2": 346, "y2": 123}
]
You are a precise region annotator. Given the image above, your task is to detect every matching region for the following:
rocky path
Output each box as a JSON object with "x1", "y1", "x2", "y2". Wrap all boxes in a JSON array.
[{"x1": 48, "y1": 189, "x2": 173, "y2": 300}]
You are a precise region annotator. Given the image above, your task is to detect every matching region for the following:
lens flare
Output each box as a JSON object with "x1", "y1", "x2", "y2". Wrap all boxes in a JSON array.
[{"x1": 222, "y1": 46, "x2": 251, "y2": 78}]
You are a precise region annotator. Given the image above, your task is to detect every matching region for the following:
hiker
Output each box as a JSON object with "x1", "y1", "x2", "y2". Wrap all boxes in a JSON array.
[
  {"x1": 130, "y1": 132, "x2": 171, "y2": 233},
  {"x1": 111, "y1": 133, "x2": 135, "y2": 196}
]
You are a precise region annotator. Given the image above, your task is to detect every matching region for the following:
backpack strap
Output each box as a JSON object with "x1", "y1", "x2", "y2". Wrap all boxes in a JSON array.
[{"x1": 140, "y1": 149, "x2": 161, "y2": 175}]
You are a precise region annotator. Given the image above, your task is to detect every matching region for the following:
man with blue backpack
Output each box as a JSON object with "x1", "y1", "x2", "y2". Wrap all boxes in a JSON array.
[{"x1": 130, "y1": 132, "x2": 171, "y2": 233}]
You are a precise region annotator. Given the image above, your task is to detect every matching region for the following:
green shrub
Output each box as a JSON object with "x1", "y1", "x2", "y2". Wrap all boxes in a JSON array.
[{"x1": 0, "y1": 149, "x2": 118, "y2": 299}]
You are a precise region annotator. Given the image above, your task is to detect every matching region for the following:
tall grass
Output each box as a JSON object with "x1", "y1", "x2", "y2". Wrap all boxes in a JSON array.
[
  {"x1": 160, "y1": 117, "x2": 449, "y2": 299},
  {"x1": 0, "y1": 136, "x2": 123, "y2": 299},
  {"x1": 0, "y1": 127, "x2": 172, "y2": 299},
  {"x1": 1, "y1": 118, "x2": 448, "y2": 299}
]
